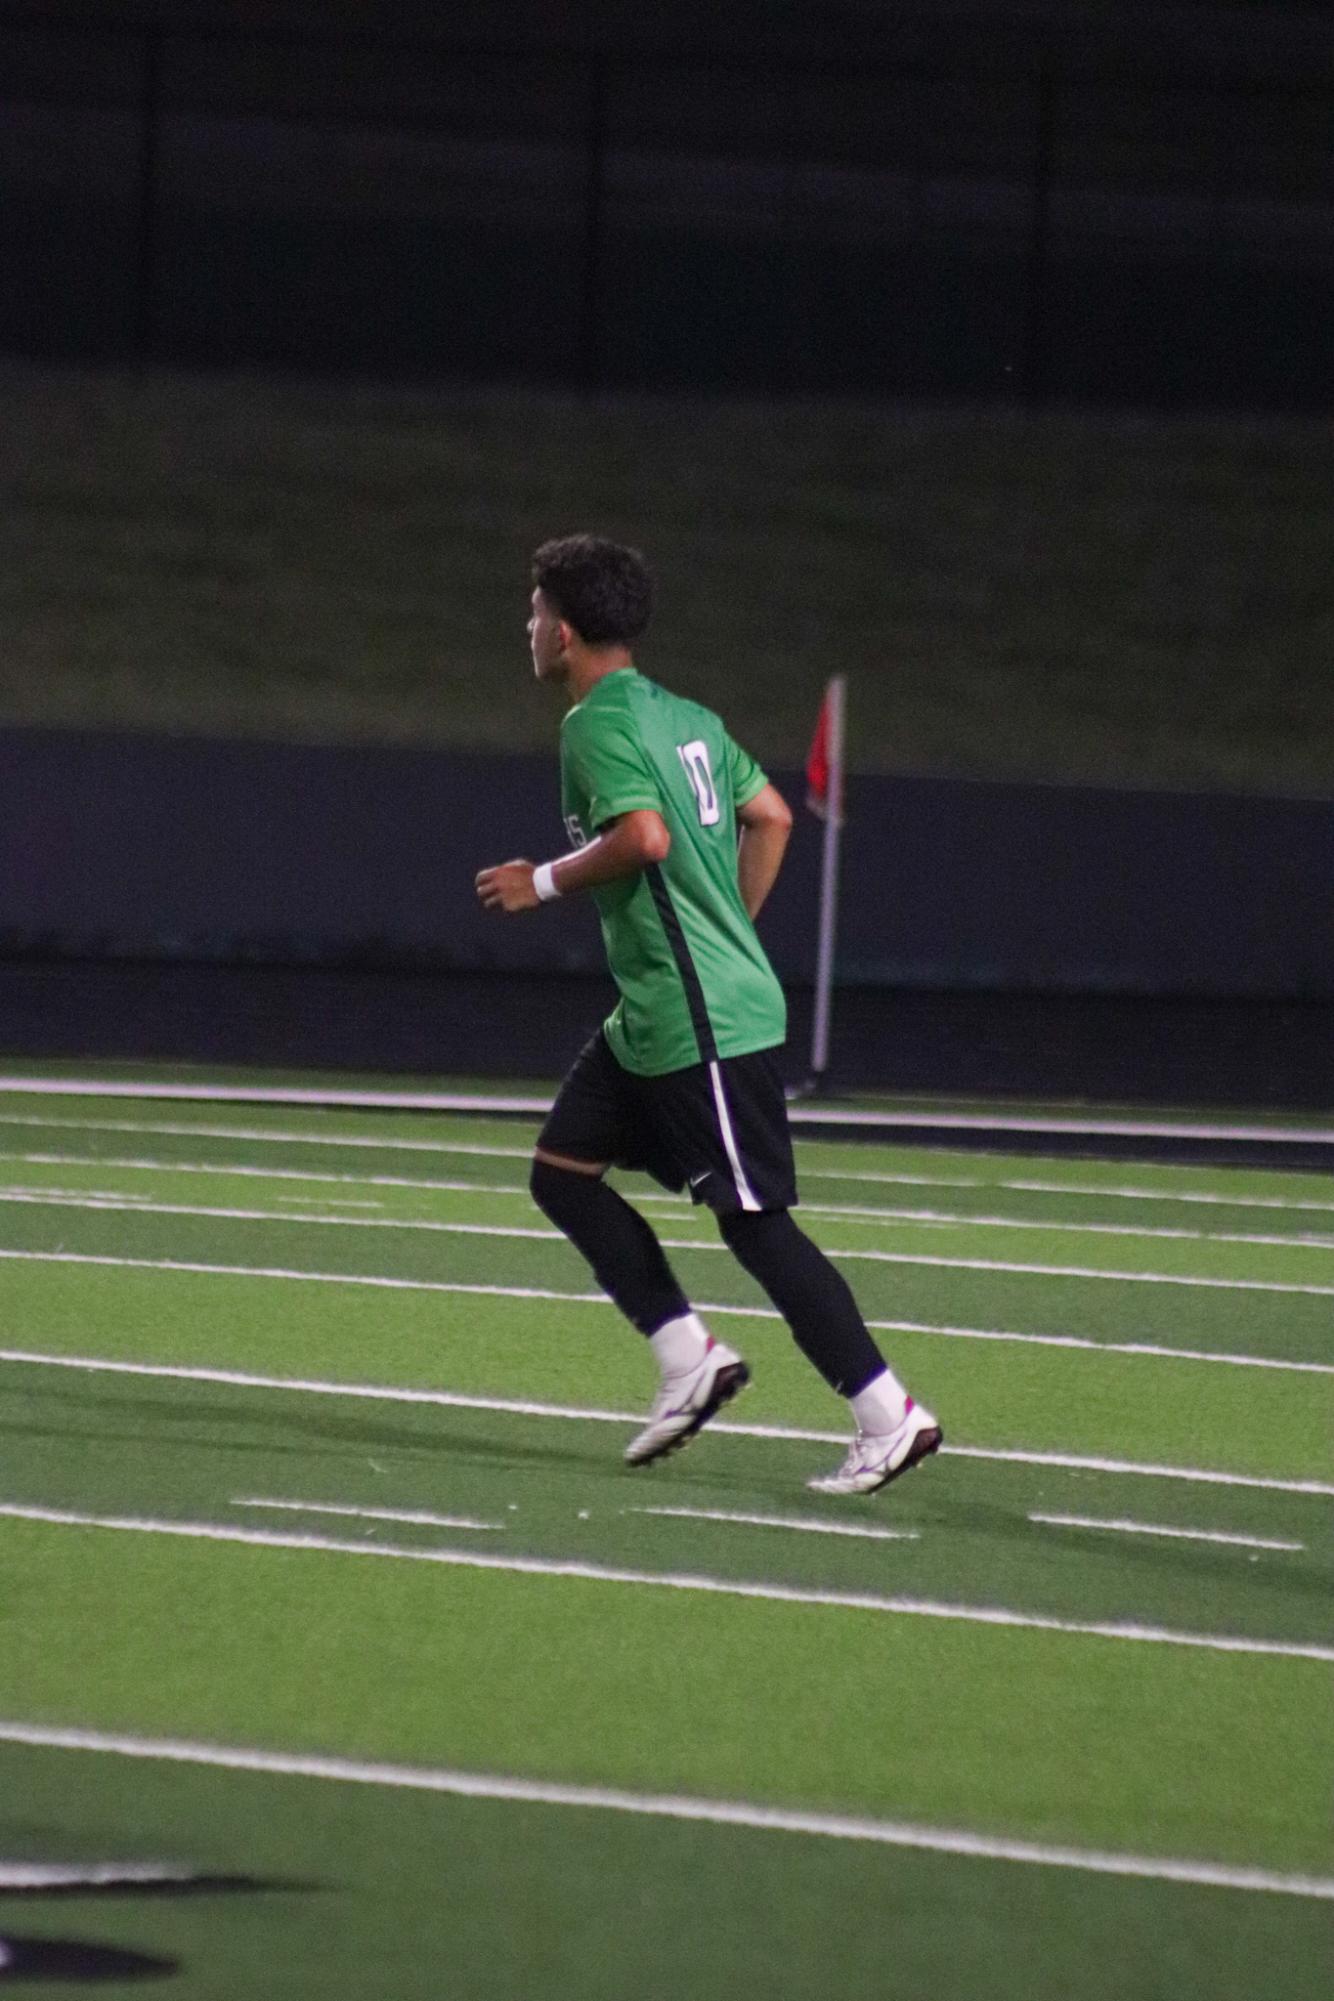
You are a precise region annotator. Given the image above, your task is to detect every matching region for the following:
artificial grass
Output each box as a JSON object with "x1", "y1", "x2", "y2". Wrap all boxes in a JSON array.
[
  {"x1": 4, "y1": 1178, "x2": 1332, "y2": 1363},
  {"x1": 3, "y1": 1212, "x2": 1333, "y2": 1481},
  {"x1": 0, "y1": 1358, "x2": 1325, "y2": 1642},
  {"x1": 4, "y1": 1744, "x2": 1329, "y2": 2001},
  {"x1": 2, "y1": 1516, "x2": 1330, "y2": 1875},
  {"x1": 1, "y1": 1091, "x2": 1330, "y2": 2000}
]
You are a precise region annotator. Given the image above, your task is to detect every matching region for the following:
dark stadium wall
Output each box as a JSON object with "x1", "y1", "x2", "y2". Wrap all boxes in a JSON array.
[{"x1": 2, "y1": 730, "x2": 1331, "y2": 1000}]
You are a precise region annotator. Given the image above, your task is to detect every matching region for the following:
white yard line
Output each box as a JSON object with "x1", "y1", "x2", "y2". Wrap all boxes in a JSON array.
[
  {"x1": 2, "y1": 1338, "x2": 1331, "y2": 1498},
  {"x1": 630, "y1": 1505, "x2": 919, "y2": 1542},
  {"x1": 274, "y1": 1195, "x2": 385, "y2": 1211},
  {"x1": 3, "y1": 1112, "x2": 1329, "y2": 1219},
  {"x1": 860, "y1": 1322, "x2": 1334, "y2": 1375},
  {"x1": 3, "y1": 1075, "x2": 1332, "y2": 1144},
  {"x1": 0, "y1": 1503, "x2": 1329, "y2": 1662},
  {"x1": 0, "y1": 1150, "x2": 532, "y2": 1199},
  {"x1": 1002, "y1": 1177, "x2": 1334, "y2": 1217},
  {"x1": 4, "y1": 1188, "x2": 1332, "y2": 1296},
  {"x1": 0, "y1": 1173, "x2": 383, "y2": 1217},
  {"x1": 806, "y1": 1165, "x2": 1334, "y2": 1216},
  {"x1": 783, "y1": 1201, "x2": 1334, "y2": 1253},
  {"x1": 790, "y1": 1108, "x2": 1334, "y2": 1144},
  {"x1": 1028, "y1": 1514, "x2": 1304, "y2": 1552},
  {"x1": 3, "y1": 1247, "x2": 1330, "y2": 1378},
  {"x1": 7, "y1": 1151, "x2": 1333, "y2": 1254},
  {"x1": 0, "y1": 1110, "x2": 537, "y2": 1160},
  {"x1": 2, "y1": 1722, "x2": 1329, "y2": 1901},
  {"x1": 0, "y1": 1859, "x2": 203, "y2": 1890},
  {"x1": 231, "y1": 1497, "x2": 503, "y2": 1532},
  {"x1": 0, "y1": 1078, "x2": 550, "y2": 1114},
  {"x1": 0, "y1": 1247, "x2": 601, "y2": 1304},
  {"x1": 244, "y1": 1495, "x2": 917, "y2": 1544},
  {"x1": 895, "y1": 1440, "x2": 1333, "y2": 1496}
]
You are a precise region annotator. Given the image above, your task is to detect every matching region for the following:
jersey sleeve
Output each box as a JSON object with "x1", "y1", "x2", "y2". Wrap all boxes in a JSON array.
[
  {"x1": 725, "y1": 731, "x2": 769, "y2": 809},
  {"x1": 562, "y1": 706, "x2": 663, "y2": 831}
]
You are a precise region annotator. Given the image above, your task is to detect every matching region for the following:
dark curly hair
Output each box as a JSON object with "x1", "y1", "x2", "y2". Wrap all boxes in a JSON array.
[{"x1": 531, "y1": 535, "x2": 653, "y2": 647}]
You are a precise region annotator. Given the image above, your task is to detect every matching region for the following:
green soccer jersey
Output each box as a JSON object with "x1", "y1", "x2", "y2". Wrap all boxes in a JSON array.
[{"x1": 559, "y1": 667, "x2": 787, "y2": 1076}]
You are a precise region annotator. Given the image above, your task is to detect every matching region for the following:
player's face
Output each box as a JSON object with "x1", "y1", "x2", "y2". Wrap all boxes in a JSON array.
[{"x1": 528, "y1": 587, "x2": 569, "y2": 682}]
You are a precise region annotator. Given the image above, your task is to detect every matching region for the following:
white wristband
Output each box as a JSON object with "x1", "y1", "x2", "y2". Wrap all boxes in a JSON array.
[{"x1": 532, "y1": 862, "x2": 561, "y2": 903}]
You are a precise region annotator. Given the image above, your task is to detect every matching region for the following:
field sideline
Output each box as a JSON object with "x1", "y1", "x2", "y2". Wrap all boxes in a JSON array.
[{"x1": 0, "y1": 1073, "x2": 1330, "y2": 1997}]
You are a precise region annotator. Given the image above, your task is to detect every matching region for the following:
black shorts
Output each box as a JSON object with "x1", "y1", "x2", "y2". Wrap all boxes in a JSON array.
[{"x1": 538, "y1": 1031, "x2": 798, "y2": 1216}]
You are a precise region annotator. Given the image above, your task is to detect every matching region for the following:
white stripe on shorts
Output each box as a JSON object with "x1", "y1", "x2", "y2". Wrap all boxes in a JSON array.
[{"x1": 708, "y1": 1060, "x2": 762, "y2": 1212}]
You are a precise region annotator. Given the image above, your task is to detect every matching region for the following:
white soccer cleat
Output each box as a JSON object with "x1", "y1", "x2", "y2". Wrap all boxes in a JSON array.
[
  {"x1": 807, "y1": 1397, "x2": 943, "y2": 1497},
  {"x1": 624, "y1": 1340, "x2": 751, "y2": 1467}
]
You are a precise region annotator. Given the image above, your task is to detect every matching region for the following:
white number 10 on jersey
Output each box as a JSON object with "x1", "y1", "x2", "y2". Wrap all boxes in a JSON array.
[{"x1": 677, "y1": 740, "x2": 720, "y2": 826}]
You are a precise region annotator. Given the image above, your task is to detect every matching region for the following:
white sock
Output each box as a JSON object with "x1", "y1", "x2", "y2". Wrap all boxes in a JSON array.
[
  {"x1": 850, "y1": 1367, "x2": 910, "y2": 1435},
  {"x1": 649, "y1": 1311, "x2": 711, "y2": 1378}
]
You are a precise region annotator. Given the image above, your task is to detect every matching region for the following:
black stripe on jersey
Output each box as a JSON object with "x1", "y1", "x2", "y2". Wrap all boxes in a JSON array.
[{"x1": 645, "y1": 864, "x2": 718, "y2": 1065}]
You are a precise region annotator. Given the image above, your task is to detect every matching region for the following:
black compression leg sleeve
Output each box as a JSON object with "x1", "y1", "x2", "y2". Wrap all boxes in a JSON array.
[
  {"x1": 531, "y1": 1158, "x2": 690, "y2": 1337},
  {"x1": 719, "y1": 1208, "x2": 885, "y2": 1396}
]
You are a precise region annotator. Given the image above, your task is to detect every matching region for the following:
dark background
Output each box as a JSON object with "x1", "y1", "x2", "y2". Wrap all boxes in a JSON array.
[
  {"x1": 2, "y1": 731, "x2": 1331, "y2": 1108},
  {"x1": 3, "y1": 0, "x2": 1331, "y2": 407},
  {"x1": 3, "y1": 731, "x2": 1332, "y2": 997},
  {"x1": 2, "y1": 0, "x2": 1331, "y2": 1105}
]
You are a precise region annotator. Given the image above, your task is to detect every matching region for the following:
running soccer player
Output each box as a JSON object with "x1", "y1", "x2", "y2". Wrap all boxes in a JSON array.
[{"x1": 475, "y1": 535, "x2": 941, "y2": 1495}]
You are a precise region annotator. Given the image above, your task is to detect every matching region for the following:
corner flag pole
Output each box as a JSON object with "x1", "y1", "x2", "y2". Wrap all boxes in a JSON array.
[{"x1": 808, "y1": 674, "x2": 846, "y2": 1084}]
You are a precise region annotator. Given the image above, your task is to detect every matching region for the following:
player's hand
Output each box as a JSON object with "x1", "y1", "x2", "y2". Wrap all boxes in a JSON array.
[{"x1": 475, "y1": 860, "x2": 540, "y2": 913}]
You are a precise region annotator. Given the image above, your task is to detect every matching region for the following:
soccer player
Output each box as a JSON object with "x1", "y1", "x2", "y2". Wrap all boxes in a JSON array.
[{"x1": 476, "y1": 536, "x2": 941, "y2": 1495}]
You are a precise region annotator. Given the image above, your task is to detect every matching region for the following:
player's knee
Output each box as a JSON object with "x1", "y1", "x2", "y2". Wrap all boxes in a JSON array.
[
  {"x1": 717, "y1": 1206, "x2": 790, "y2": 1259},
  {"x1": 720, "y1": 1205, "x2": 854, "y2": 1330},
  {"x1": 530, "y1": 1153, "x2": 601, "y2": 1224},
  {"x1": 530, "y1": 1155, "x2": 566, "y2": 1218}
]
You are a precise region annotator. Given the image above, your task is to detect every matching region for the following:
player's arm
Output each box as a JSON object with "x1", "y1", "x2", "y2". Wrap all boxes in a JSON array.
[
  {"x1": 475, "y1": 810, "x2": 670, "y2": 914},
  {"x1": 736, "y1": 782, "x2": 792, "y2": 919}
]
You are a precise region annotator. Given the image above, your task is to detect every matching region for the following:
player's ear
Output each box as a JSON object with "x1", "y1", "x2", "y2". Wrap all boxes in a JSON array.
[{"x1": 556, "y1": 620, "x2": 577, "y2": 656}]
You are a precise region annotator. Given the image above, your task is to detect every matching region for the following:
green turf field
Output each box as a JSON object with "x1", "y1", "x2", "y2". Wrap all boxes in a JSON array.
[{"x1": 0, "y1": 1074, "x2": 1330, "y2": 1996}]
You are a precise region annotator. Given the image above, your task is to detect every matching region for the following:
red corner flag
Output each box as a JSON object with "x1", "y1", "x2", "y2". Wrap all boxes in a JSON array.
[
  {"x1": 805, "y1": 676, "x2": 845, "y2": 823},
  {"x1": 804, "y1": 675, "x2": 846, "y2": 1081},
  {"x1": 805, "y1": 692, "x2": 831, "y2": 817}
]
